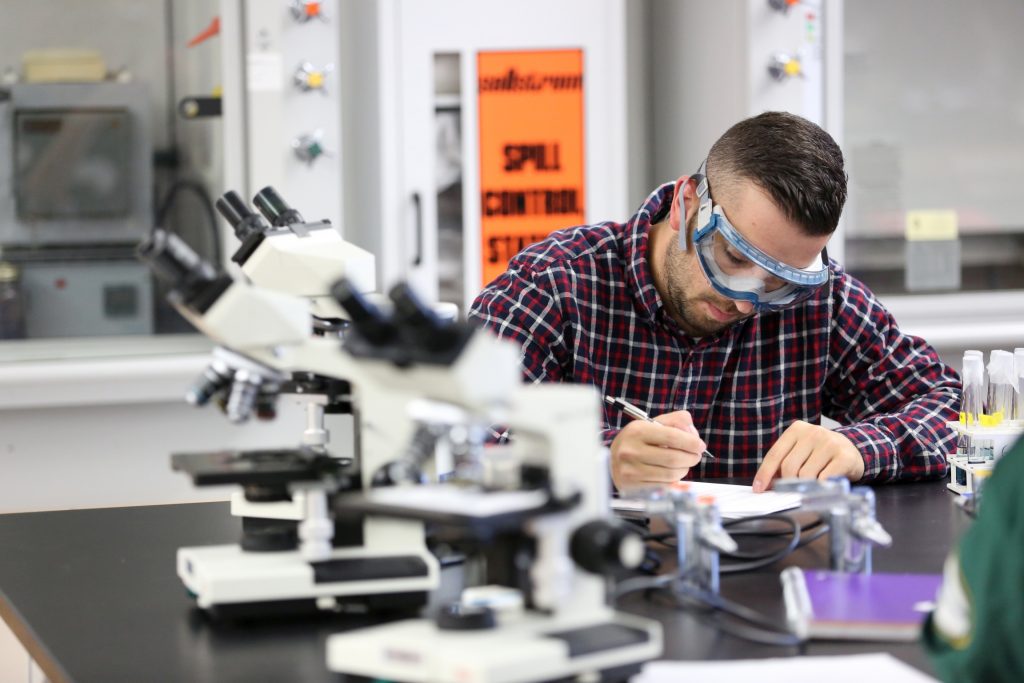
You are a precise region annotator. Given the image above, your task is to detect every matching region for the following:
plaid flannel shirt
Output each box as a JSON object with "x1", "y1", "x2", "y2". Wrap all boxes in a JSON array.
[{"x1": 469, "y1": 183, "x2": 961, "y2": 483}]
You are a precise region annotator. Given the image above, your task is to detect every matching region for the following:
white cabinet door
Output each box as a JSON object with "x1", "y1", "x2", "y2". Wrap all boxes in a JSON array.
[{"x1": 384, "y1": 0, "x2": 629, "y2": 309}]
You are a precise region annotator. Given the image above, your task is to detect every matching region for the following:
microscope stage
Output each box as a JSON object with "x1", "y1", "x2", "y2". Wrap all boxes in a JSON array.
[{"x1": 334, "y1": 485, "x2": 579, "y2": 535}]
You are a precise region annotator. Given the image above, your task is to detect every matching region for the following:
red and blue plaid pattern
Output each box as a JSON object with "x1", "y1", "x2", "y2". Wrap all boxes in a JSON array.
[{"x1": 469, "y1": 184, "x2": 961, "y2": 483}]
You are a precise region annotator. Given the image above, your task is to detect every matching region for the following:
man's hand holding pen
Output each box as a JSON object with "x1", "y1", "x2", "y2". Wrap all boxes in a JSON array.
[{"x1": 606, "y1": 397, "x2": 711, "y2": 491}]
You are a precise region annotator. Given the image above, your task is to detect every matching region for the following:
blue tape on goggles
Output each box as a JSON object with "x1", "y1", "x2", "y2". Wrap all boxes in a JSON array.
[{"x1": 686, "y1": 173, "x2": 829, "y2": 312}]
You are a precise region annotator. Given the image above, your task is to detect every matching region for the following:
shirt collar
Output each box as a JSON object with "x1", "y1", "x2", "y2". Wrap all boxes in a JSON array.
[
  {"x1": 625, "y1": 182, "x2": 676, "y2": 326},
  {"x1": 625, "y1": 182, "x2": 754, "y2": 345}
]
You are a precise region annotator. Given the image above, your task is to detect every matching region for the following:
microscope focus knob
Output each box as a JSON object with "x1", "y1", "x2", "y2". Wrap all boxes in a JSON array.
[{"x1": 570, "y1": 520, "x2": 646, "y2": 575}]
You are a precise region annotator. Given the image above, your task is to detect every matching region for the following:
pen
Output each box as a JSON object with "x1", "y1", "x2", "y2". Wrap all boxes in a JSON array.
[{"x1": 604, "y1": 396, "x2": 715, "y2": 460}]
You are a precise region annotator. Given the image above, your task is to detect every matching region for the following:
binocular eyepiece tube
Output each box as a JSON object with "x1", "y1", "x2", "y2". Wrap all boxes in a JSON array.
[
  {"x1": 253, "y1": 186, "x2": 304, "y2": 227},
  {"x1": 216, "y1": 191, "x2": 269, "y2": 242},
  {"x1": 215, "y1": 187, "x2": 305, "y2": 240},
  {"x1": 137, "y1": 229, "x2": 217, "y2": 292}
]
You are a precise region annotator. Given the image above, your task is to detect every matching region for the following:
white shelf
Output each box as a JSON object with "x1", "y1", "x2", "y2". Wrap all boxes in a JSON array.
[
  {"x1": 881, "y1": 290, "x2": 1024, "y2": 353},
  {"x1": 0, "y1": 335, "x2": 215, "y2": 410}
]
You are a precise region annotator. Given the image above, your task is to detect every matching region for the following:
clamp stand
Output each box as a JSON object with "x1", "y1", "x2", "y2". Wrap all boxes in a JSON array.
[{"x1": 774, "y1": 477, "x2": 891, "y2": 574}]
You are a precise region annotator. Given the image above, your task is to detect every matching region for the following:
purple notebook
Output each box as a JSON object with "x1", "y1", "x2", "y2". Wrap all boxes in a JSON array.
[{"x1": 781, "y1": 567, "x2": 943, "y2": 641}]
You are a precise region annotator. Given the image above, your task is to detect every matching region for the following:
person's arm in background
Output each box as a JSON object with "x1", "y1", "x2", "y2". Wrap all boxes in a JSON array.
[
  {"x1": 473, "y1": 262, "x2": 637, "y2": 450},
  {"x1": 470, "y1": 263, "x2": 706, "y2": 491},
  {"x1": 469, "y1": 265, "x2": 570, "y2": 383},
  {"x1": 922, "y1": 441, "x2": 1024, "y2": 682},
  {"x1": 821, "y1": 271, "x2": 961, "y2": 482}
]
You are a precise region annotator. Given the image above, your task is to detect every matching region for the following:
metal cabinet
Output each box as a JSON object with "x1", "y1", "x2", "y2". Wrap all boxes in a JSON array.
[{"x1": 339, "y1": 0, "x2": 639, "y2": 310}]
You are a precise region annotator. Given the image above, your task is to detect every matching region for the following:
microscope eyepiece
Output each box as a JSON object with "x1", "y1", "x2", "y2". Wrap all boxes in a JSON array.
[
  {"x1": 254, "y1": 186, "x2": 304, "y2": 227},
  {"x1": 331, "y1": 278, "x2": 398, "y2": 345},
  {"x1": 216, "y1": 191, "x2": 269, "y2": 242},
  {"x1": 389, "y1": 283, "x2": 445, "y2": 331},
  {"x1": 137, "y1": 229, "x2": 216, "y2": 291},
  {"x1": 389, "y1": 283, "x2": 462, "y2": 353},
  {"x1": 137, "y1": 229, "x2": 231, "y2": 313},
  {"x1": 215, "y1": 191, "x2": 251, "y2": 226}
]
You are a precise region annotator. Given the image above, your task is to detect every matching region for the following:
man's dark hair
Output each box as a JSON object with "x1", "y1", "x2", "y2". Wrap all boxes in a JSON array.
[{"x1": 706, "y1": 111, "x2": 847, "y2": 236}]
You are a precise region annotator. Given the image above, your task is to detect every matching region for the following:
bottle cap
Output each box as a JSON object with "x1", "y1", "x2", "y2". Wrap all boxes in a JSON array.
[
  {"x1": 987, "y1": 350, "x2": 1016, "y2": 384},
  {"x1": 963, "y1": 356, "x2": 984, "y2": 385}
]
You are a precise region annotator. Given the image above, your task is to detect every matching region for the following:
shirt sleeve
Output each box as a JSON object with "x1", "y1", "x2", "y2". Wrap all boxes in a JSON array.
[
  {"x1": 470, "y1": 264, "x2": 626, "y2": 452},
  {"x1": 923, "y1": 443, "x2": 1024, "y2": 682},
  {"x1": 823, "y1": 272, "x2": 961, "y2": 483},
  {"x1": 468, "y1": 266, "x2": 571, "y2": 384}
]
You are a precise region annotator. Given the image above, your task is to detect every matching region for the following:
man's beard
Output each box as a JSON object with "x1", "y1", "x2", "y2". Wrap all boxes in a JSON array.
[{"x1": 662, "y1": 229, "x2": 751, "y2": 337}]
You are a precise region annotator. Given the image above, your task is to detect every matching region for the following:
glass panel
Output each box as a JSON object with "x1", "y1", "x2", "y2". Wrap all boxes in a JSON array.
[
  {"x1": 433, "y1": 52, "x2": 464, "y2": 308},
  {"x1": 0, "y1": 0, "x2": 221, "y2": 348},
  {"x1": 843, "y1": 0, "x2": 1024, "y2": 295}
]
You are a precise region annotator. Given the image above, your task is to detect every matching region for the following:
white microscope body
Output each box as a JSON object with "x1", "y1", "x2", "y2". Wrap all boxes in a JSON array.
[
  {"x1": 140, "y1": 224, "x2": 439, "y2": 617},
  {"x1": 212, "y1": 187, "x2": 407, "y2": 536},
  {"x1": 216, "y1": 186, "x2": 376, "y2": 320},
  {"x1": 142, "y1": 211, "x2": 662, "y2": 679},
  {"x1": 319, "y1": 288, "x2": 663, "y2": 682}
]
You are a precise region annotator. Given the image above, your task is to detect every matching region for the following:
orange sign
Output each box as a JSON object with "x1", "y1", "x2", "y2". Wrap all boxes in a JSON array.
[{"x1": 477, "y1": 49, "x2": 585, "y2": 287}]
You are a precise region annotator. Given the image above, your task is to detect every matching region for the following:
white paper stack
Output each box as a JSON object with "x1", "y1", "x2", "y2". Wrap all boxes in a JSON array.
[
  {"x1": 632, "y1": 653, "x2": 939, "y2": 683},
  {"x1": 612, "y1": 482, "x2": 802, "y2": 520}
]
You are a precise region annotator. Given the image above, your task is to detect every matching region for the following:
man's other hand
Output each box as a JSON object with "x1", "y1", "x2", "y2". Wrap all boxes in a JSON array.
[
  {"x1": 752, "y1": 420, "x2": 865, "y2": 492},
  {"x1": 610, "y1": 410, "x2": 706, "y2": 492}
]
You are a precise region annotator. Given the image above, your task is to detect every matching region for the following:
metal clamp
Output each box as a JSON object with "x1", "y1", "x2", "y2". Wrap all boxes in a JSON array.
[
  {"x1": 774, "y1": 477, "x2": 892, "y2": 574},
  {"x1": 641, "y1": 486, "x2": 738, "y2": 594}
]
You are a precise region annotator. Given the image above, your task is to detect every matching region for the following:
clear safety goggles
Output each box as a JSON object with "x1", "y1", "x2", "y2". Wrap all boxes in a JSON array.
[{"x1": 682, "y1": 163, "x2": 830, "y2": 312}]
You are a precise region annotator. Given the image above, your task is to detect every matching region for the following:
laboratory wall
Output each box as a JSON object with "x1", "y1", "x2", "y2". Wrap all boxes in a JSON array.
[
  {"x1": 0, "y1": 0, "x2": 224, "y2": 254},
  {"x1": 0, "y1": 3, "x2": 1020, "y2": 678},
  {"x1": 645, "y1": 0, "x2": 1023, "y2": 367},
  {"x1": 0, "y1": 2, "x2": 176, "y2": 148},
  {"x1": 0, "y1": 0, "x2": 294, "y2": 516},
  {"x1": 0, "y1": 0, "x2": 1006, "y2": 519}
]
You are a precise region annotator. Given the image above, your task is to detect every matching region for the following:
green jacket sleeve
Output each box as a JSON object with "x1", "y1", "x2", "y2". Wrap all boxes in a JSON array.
[{"x1": 922, "y1": 437, "x2": 1024, "y2": 683}]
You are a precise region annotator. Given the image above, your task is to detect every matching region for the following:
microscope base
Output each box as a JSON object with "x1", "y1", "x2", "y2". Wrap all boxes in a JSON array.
[
  {"x1": 178, "y1": 544, "x2": 439, "y2": 616},
  {"x1": 325, "y1": 610, "x2": 662, "y2": 682}
]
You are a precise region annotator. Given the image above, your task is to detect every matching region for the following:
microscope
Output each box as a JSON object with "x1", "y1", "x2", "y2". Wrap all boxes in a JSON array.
[
  {"x1": 138, "y1": 227, "x2": 440, "y2": 617},
  {"x1": 183, "y1": 189, "x2": 367, "y2": 570},
  {"x1": 321, "y1": 285, "x2": 663, "y2": 682},
  {"x1": 216, "y1": 185, "x2": 376, "y2": 321},
  {"x1": 211, "y1": 186, "x2": 458, "y2": 479}
]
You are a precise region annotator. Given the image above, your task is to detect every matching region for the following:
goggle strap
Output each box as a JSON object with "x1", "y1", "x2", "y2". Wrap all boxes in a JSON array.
[
  {"x1": 695, "y1": 174, "x2": 709, "y2": 200},
  {"x1": 690, "y1": 174, "x2": 714, "y2": 235}
]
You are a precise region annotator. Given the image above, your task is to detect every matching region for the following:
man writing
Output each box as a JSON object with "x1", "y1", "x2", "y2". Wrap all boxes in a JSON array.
[{"x1": 470, "y1": 112, "x2": 960, "y2": 492}]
